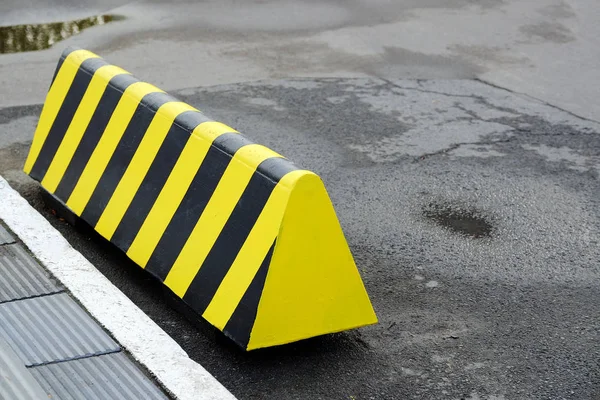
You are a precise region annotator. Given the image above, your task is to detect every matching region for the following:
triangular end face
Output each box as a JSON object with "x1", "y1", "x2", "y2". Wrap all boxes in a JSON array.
[{"x1": 247, "y1": 173, "x2": 377, "y2": 350}]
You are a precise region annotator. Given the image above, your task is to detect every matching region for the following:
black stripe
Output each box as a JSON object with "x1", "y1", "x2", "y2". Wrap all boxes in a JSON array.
[
  {"x1": 255, "y1": 157, "x2": 299, "y2": 182},
  {"x1": 50, "y1": 56, "x2": 66, "y2": 87},
  {"x1": 80, "y1": 92, "x2": 175, "y2": 226},
  {"x1": 181, "y1": 158, "x2": 285, "y2": 314},
  {"x1": 145, "y1": 133, "x2": 251, "y2": 281},
  {"x1": 54, "y1": 74, "x2": 138, "y2": 201},
  {"x1": 110, "y1": 111, "x2": 209, "y2": 251},
  {"x1": 170, "y1": 108, "x2": 210, "y2": 132},
  {"x1": 29, "y1": 58, "x2": 108, "y2": 182},
  {"x1": 223, "y1": 242, "x2": 274, "y2": 349}
]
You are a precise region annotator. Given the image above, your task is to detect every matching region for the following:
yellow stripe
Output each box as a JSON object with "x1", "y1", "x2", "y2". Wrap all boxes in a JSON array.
[
  {"x1": 95, "y1": 102, "x2": 197, "y2": 240},
  {"x1": 41, "y1": 65, "x2": 130, "y2": 193},
  {"x1": 66, "y1": 82, "x2": 164, "y2": 215},
  {"x1": 164, "y1": 145, "x2": 283, "y2": 297},
  {"x1": 24, "y1": 50, "x2": 100, "y2": 174},
  {"x1": 191, "y1": 121, "x2": 238, "y2": 139},
  {"x1": 202, "y1": 170, "x2": 308, "y2": 330},
  {"x1": 127, "y1": 121, "x2": 238, "y2": 268}
]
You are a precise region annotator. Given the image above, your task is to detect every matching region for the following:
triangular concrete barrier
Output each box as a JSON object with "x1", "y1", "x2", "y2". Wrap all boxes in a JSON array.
[{"x1": 24, "y1": 47, "x2": 377, "y2": 350}]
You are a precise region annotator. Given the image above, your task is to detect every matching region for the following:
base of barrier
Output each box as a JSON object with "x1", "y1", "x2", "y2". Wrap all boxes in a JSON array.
[{"x1": 40, "y1": 188, "x2": 81, "y2": 228}]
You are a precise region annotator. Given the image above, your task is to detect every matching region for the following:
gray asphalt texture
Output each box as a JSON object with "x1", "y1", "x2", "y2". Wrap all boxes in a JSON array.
[
  {"x1": 2, "y1": 0, "x2": 600, "y2": 123},
  {"x1": 2, "y1": 78, "x2": 599, "y2": 400}
]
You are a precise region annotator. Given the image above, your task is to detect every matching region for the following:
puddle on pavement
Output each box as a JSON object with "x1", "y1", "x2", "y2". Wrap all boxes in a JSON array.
[
  {"x1": 0, "y1": 15, "x2": 117, "y2": 54},
  {"x1": 423, "y1": 203, "x2": 493, "y2": 239}
]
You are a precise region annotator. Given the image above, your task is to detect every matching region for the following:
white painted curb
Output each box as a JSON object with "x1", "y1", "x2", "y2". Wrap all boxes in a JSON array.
[{"x1": 0, "y1": 176, "x2": 236, "y2": 400}]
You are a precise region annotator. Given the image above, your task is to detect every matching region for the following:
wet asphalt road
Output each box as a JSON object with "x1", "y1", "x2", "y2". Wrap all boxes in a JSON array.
[
  {"x1": 2, "y1": 0, "x2": 600, "y2": 122},
  {"x1": 1, "y1": 1, "x2": 600, "y2": 398},
  {"x1": 2, "y1": 78, "x2": 599, "y2": 399}
]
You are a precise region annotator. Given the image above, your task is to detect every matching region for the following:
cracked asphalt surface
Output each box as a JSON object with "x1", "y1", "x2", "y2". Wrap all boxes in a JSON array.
[{"x1": 1, "y1": 78, "x2": 599, "y2": 399}]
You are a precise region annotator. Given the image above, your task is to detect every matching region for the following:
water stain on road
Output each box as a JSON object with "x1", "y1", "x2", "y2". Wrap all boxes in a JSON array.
[
  {"x1": 423, "y1": 202, "x2": 493, "y2": 239},
  {"x1": 0, "y1": 15, "x2": 118, "y2": 54}
]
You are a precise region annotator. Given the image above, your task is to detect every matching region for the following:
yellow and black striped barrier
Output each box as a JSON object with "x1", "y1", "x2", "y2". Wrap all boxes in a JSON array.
[{"x1": 24, "y1": 47, "x2": 377, "y2": 350}]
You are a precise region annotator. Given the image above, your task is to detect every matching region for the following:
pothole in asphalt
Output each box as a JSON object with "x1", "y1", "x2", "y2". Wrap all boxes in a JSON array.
[
  {"x1": 0, "y1": 15, "x2": 119, "y2": 54},
  {"x1": 423, "y1": 202, "x2": 493, "y2": 239}
]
